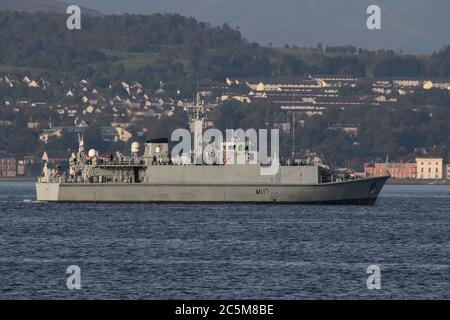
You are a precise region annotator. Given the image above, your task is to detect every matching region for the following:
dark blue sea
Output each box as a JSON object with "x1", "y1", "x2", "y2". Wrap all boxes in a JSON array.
[{"x1": 0, "y1": 181, "x2": 449, "y2": 299}]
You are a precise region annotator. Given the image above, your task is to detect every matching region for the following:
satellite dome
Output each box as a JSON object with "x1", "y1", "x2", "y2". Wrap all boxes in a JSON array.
[
  {"x1": 131, "y1": 142, "x2": 140, "y2": 153},
  {"x1": 88, "y1": 149, "x2": 97, "y2": 158}
]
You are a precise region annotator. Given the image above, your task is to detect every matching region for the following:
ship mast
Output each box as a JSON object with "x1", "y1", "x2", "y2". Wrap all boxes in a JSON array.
[
  {"x1": 191, "y1": 92, "x2": 205, "y2": 164},
  {"x1": 77, "y1": 132, "x2": 85, "y2": 155}
]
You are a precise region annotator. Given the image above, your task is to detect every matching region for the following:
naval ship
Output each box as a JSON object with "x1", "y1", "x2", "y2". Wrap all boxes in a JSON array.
[
  {"x1": 35, "y1": 138, "x2": 389, "y2": 204},
  {"x1": 36, "y1": 101, "x2": 389, "y2": 204}
]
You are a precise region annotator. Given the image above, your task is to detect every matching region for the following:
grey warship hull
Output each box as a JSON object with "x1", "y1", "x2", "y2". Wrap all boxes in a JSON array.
[
  {"x1": 36, "y1": 136, "x2": 389, "y2": 205},
  {"x1": 36, "y1": 175, "x2": 389, "y2": 204}
]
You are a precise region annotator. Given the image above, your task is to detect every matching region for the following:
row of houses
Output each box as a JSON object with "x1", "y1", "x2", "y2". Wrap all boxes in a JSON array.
[
  {"x1": 0, "y1": 74, "x2": 180, "y2": 126},
  {"x1": 0, "y1": 75, "x2": 191, "y2": 146},
  {"x1": 0, "y1": 156, "x2": 41, "y2": 177},
  {"x1": 198, "y1": 76, "x2": 450, "y2": 116},
  {"x1": 364, "y1": 158, "x2": 450, "y2": 180},
  {"x1": 0, "y1": 158, "x2": 17, "y2": 177},
  {"x1": 220, "y1": 76, "x2": 368, "y2": 115},
  {"x1": 0, "y1": 153, "x2": 70, "y2": 177},
  {"x1": 373, "y1": 78, "x2": 450, "y2": 95}
]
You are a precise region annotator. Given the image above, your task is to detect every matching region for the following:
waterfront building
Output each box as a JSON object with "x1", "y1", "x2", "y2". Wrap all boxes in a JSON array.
[
  {"x1": 0, "y1": 158, "x2": 17, "y2": 177},
  {"x1": 364, "y1": 162, "x2": 417, "y2": 179},
  {"x1": 416, "y1": 158, "x2": 443, "y2": 180},
  {"x1": 445, "y1": 164, "x2": 450, "y2": 180}
]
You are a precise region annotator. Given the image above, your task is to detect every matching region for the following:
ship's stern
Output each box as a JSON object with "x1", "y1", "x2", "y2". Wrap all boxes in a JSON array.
[{"x1": 36, "y1": 182, "x2": 60, "y2": 202}]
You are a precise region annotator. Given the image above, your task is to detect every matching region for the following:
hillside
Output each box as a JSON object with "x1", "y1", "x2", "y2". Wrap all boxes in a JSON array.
[
  {"x1": 68, "y1": 0, "x2": 450, "y2": 53},
  {"x1": 0, "y1": 0, "x2": 101, "y2": 16},
  {"x1": 0, "y1": 11, "x2": 449, "y2": 96}
]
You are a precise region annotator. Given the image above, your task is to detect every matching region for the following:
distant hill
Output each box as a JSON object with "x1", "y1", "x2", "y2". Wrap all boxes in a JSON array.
[
  {"x1": 0, "y1": 11, "x2": 448, "y2": 93},
  {"x1": 69, "y1": 0, "x2": 450, "y2": 53},
  {"x1": 0, "y1": 0, "x2": 101, "y2": 16}
]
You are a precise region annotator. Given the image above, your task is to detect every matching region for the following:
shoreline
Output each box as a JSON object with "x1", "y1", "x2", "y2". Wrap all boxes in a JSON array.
[
  {"x1": 386, "y1": 178, "x2": 449, "y2": 185},
  {"x1": 0, "y1": 177, "x2": 37, "y2": 182}
]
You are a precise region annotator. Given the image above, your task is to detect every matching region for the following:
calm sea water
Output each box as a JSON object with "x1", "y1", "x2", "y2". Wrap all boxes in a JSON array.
[{"x1": 0, "y1": 181, "x2": 449, "y2": 299}]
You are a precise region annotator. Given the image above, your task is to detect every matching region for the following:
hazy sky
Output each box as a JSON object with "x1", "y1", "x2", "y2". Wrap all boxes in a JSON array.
[{"x1": 64, "y1": 0, "x2": 450, "y2": 53}]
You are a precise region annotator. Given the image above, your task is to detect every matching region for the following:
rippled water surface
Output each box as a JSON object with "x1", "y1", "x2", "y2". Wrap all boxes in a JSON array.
[{"x1": 0, "y1": 182, "x2": 449, "y2": 299}]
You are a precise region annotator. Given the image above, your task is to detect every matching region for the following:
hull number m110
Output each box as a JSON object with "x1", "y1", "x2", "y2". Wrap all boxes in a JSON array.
[{"x1": 256, "y1": 188, "x2": 269, "y2": 195}]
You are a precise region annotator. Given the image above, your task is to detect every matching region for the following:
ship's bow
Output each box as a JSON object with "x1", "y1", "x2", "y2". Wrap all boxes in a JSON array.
[{"x1": 364, "y1": 175, "x2": 390, "y2": 204}]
